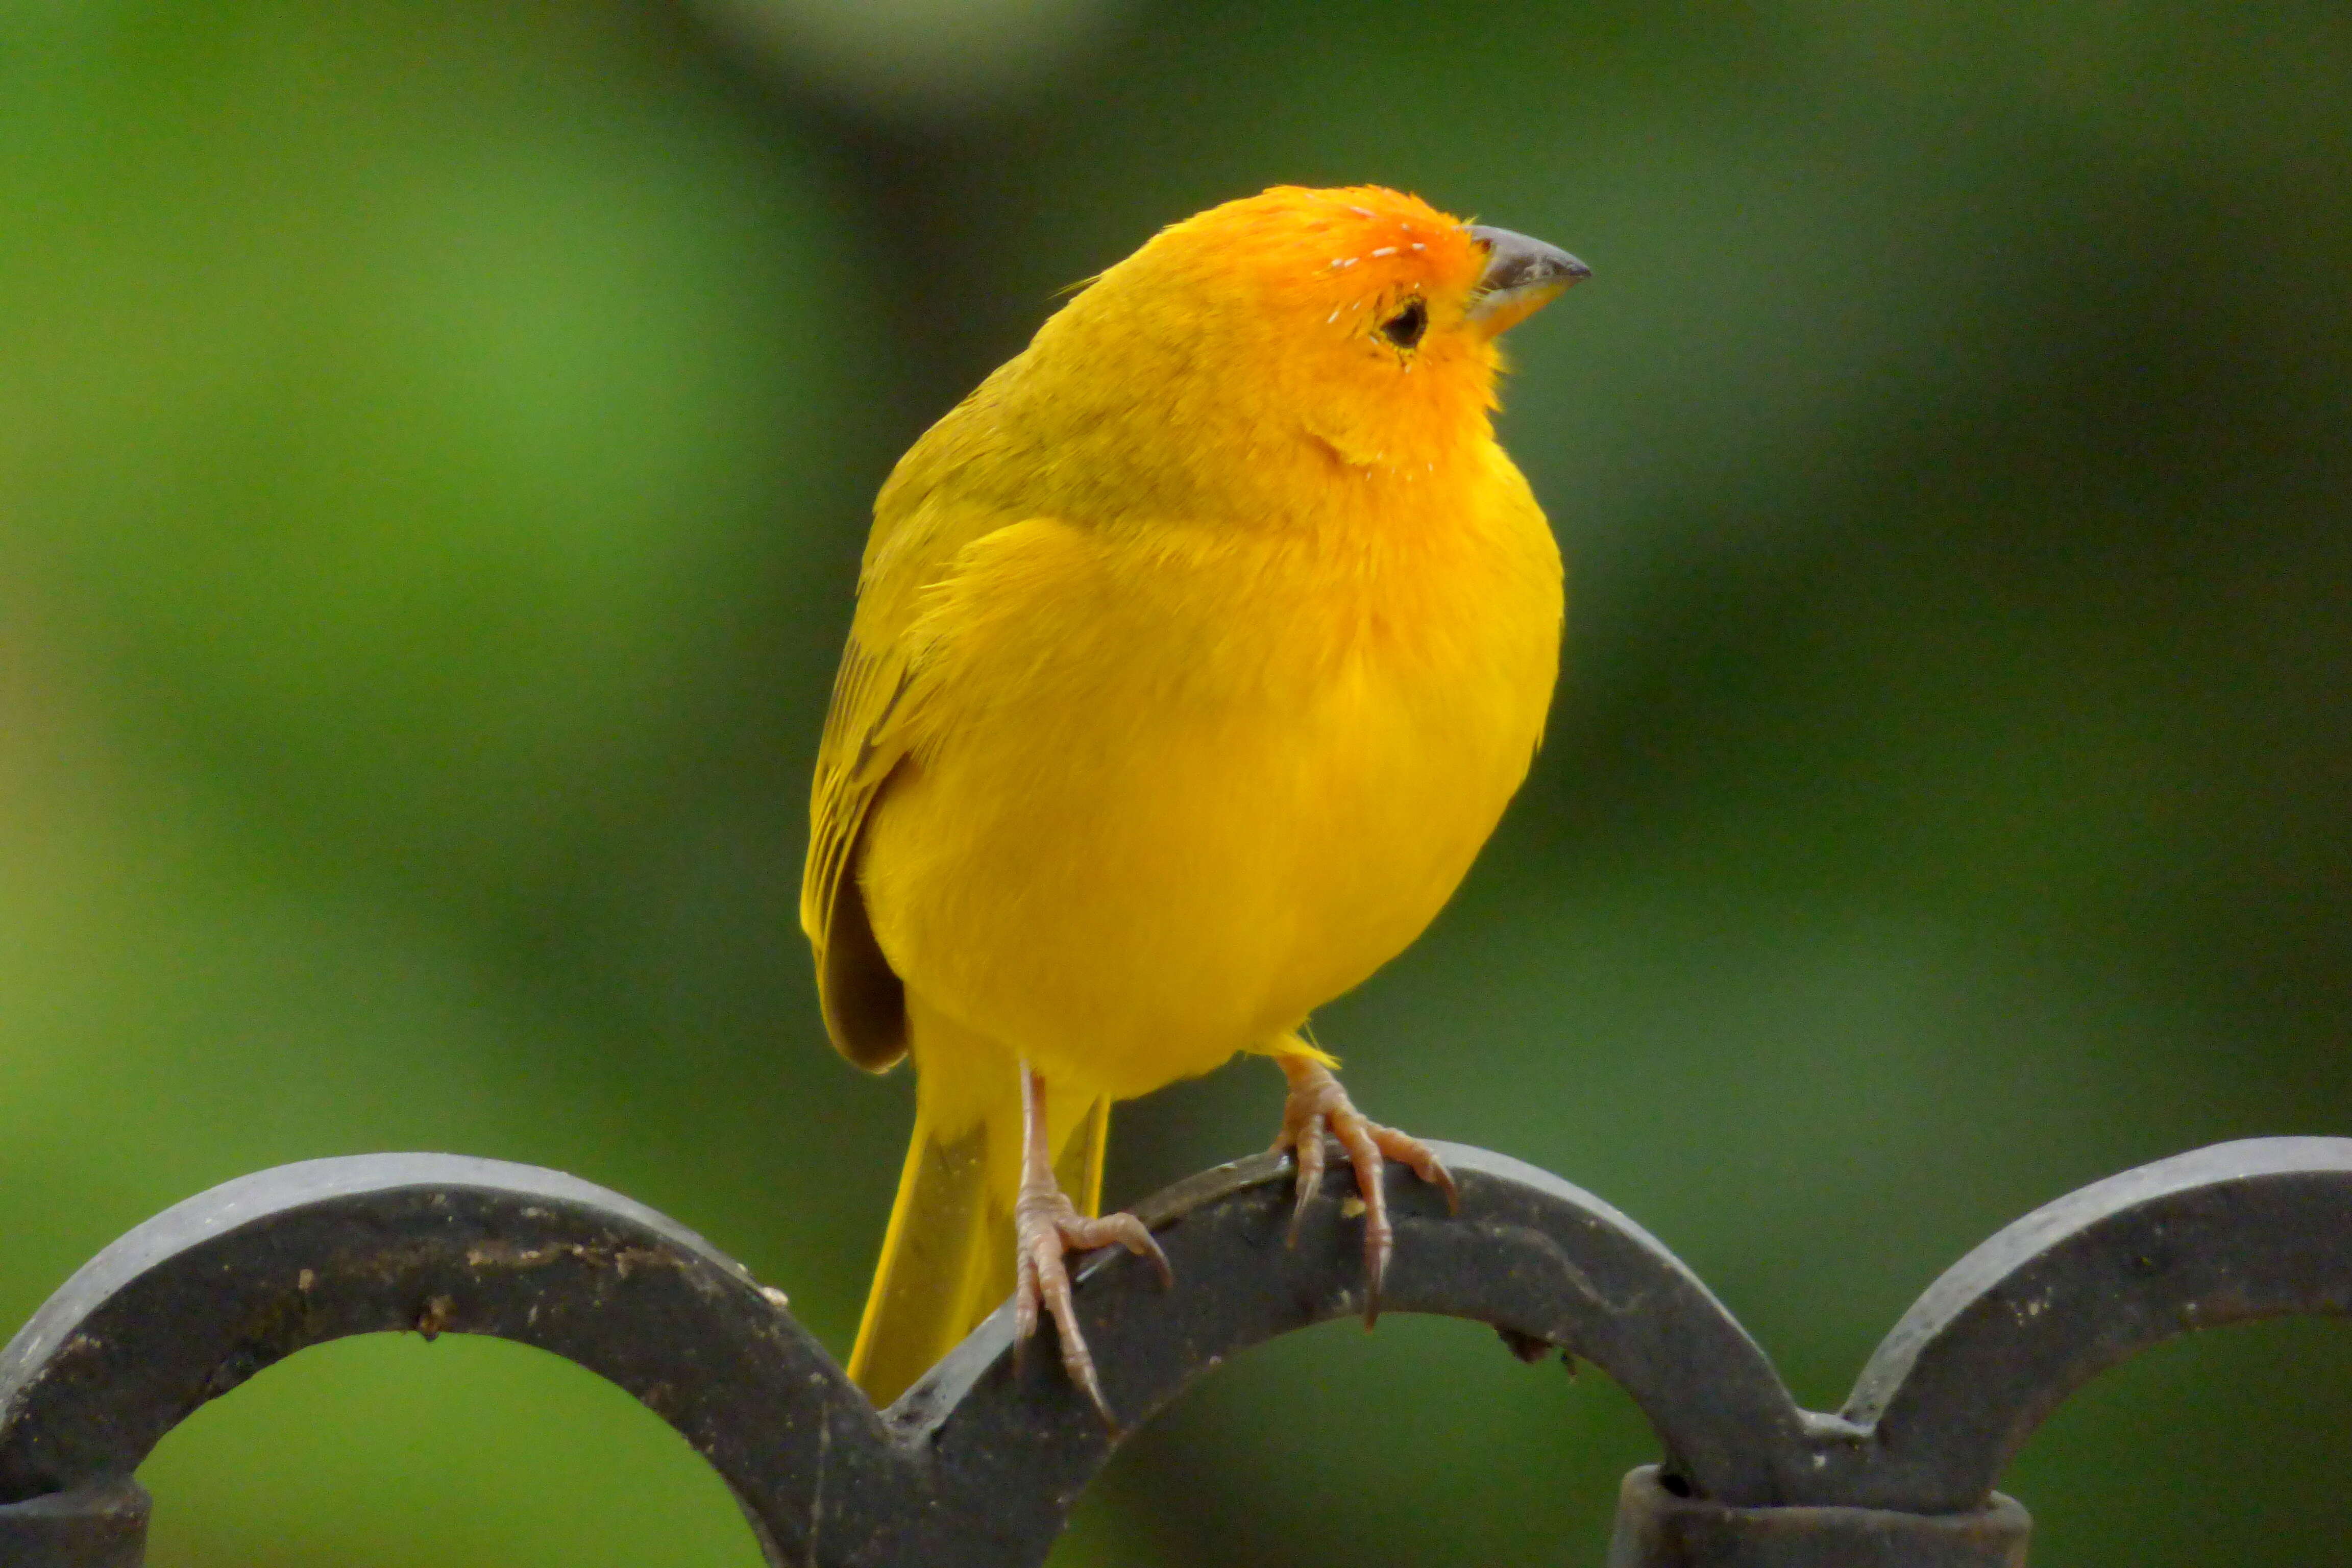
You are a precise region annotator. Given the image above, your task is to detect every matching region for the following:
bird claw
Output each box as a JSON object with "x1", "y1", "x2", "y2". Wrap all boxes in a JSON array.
[
  {"x1": 1013, "y1": 1185, "x2": 1171, "y2": 1428},
  {"x1": 1270, "y1": 1056, "x2": 1456, "y2": 1326}
]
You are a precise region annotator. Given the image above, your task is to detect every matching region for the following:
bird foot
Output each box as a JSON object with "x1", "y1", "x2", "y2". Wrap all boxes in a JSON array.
[
  {"x1": 1270, "y1": 1055, "x2": 1458, "y2": 1325},
  {"x1": 1013, "y1": 1176, "x2": 1171, "y2": 1428}
]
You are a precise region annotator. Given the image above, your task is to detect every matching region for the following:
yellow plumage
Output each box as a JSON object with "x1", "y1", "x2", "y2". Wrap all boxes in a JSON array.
[{"x1": 803, "y1": 185, "x2": 1574, "y2": 1408}]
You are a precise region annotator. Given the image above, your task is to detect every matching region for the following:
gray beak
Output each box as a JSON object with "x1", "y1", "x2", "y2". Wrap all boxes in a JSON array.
[{"x1": 1465, "y1": 225, "x2": 1591, "y2": 330}]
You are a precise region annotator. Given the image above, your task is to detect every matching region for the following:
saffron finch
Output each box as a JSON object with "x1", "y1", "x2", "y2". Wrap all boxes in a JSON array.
[{"x1": 803, "y1": 184, "x2": 1586, "y2": 1416}]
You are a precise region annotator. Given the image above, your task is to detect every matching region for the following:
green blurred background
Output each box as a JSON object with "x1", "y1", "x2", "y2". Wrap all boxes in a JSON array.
[{"x1": 3, "y1": 0, "x2": 2347, "y2": 1562}]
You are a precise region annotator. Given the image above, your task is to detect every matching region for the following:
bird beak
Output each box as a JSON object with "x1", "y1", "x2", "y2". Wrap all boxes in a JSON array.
[{"x1": 1464, "y1": 226, "x2": 1590, "y2": 335}]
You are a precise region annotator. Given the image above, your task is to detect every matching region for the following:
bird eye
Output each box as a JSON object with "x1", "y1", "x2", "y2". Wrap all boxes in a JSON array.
[{"x1": 1379, "y1": 298, "x2": 1427, "y2": 351}]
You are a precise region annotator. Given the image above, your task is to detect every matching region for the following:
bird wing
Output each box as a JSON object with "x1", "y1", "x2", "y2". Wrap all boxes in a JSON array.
[{"x1": 802, "y1": 481, "x2": 1015, "y2": 1070}]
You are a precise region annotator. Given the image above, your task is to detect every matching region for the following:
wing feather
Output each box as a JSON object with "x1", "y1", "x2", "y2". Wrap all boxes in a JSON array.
[{"x1": 802, "y1": 477, "x2": 1016, "y2": 1069}]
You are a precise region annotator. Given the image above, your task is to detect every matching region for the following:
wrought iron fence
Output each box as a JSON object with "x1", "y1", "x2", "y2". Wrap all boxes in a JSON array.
[{"x1": 1, "y1": 1135, "x2": 2346, "y2": 1566}]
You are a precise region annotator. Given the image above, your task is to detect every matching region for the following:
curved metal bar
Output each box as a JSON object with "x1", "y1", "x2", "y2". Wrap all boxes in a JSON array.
[
  {"x1": 0, "y1": 1141, "x2": 1809, "y2": 1566},
  {"x1": 0, "y1": 1154, "x2": 898, "y2": 1563},
  {"x1": 889, "y1": 1141, "x2": 1812, "y2": 1556},
  {"x1": 6, "y1": 1137, "x2": 2347, "y2": 1564},
  {"x1": 1826, "y1": 1136, "x2": 2352, "y2": 1512}
]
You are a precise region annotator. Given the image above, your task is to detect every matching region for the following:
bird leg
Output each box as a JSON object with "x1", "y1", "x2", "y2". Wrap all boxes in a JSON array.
[
  {"x1": 1270, "y1": 1052, "x2": 1458, "y2": 1326},
  {"x1": 1013, "y1": 1063, "x2": 1171, "y2": 1426}
]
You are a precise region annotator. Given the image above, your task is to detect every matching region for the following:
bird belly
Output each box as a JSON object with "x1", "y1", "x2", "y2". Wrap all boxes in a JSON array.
[{"x1": 859, "y1": 510, "x2": 1560, "y2": 1103}]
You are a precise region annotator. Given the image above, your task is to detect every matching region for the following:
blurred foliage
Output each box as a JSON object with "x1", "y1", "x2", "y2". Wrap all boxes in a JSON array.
[{"x1": 1, "y1": 1, "x2": 2346, "y2": 1564}]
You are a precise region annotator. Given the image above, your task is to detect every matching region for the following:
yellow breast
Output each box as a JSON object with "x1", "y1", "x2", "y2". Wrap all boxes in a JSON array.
[{"x1": 857, "y1": 447, "x2": 1561, "y2": 1101}]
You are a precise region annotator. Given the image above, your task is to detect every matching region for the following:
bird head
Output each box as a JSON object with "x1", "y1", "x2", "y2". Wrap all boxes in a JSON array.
[{"x1": 1026, "y1": 185, "x2": 1586, "y2": 502}]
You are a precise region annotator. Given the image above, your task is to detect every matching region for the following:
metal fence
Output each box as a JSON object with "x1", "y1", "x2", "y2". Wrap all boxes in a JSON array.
[{"x1": 2, "y1": 1135, "x2": 2346, "y2": 1566}]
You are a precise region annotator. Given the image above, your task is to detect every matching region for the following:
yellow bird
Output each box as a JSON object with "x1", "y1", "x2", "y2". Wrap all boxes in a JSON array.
[{"x1": 804, "y1": 184, "x2": 1584, "y2": 1415}]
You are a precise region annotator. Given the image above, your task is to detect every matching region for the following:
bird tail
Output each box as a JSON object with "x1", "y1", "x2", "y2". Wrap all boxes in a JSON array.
[{"x1": 847, "y1": 1010, "x2": 1109, "y2": 1409}]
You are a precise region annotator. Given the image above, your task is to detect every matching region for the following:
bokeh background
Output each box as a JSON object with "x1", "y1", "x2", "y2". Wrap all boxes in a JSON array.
[{"x1": 4, "y1": 1, "x2": 2348, "y2": 1562}]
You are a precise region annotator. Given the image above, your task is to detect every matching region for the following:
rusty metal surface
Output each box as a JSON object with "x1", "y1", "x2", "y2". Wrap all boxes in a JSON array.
[
  {"x1": 1, "y1": 1137, "x2": 2347, "y2": 1565},
  {"x1": 0, "y1": 1479, "x2": 148, "y2": 1568},
  {"x1": 1835, "y1": 1137, "x2": 2352, "y2": 1512},
  {"x1": 1606, "y1": 1468, "x2": 2029, "y2": 1568}
]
